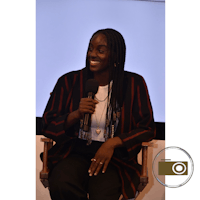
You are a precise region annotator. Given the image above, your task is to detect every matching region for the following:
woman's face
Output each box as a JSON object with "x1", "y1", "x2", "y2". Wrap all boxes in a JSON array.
[{"x1": 87, "y1": 33, "x2": 110, "y2": 74}]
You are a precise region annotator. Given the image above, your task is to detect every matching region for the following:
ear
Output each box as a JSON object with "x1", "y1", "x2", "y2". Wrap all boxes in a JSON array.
[{"x1": 113, "y1": 53, "x2": 117, "y2": 64}]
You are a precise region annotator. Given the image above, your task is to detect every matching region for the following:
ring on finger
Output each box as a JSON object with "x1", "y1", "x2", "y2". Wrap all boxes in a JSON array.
[
  {"x1": 91, "y1": 158, "x2": 96, "y2": 162},
  {"x1": 99, "y1": 162, "x2": 103, "y2": 165}
]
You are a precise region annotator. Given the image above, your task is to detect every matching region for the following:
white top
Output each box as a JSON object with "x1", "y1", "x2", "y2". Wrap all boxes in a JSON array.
[{"x1": 78, "y1": 84, "x2": 110, "y2": 142}]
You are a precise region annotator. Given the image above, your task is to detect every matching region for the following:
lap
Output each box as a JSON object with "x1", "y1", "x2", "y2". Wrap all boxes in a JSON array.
[
  {"x1": 49, "y1": 152, "x2": 122, "y2": 200},
  {"x1": 49, "y1": 153, "x2": 90, "y2": 186},
  {"x1": 48, "y1": 153, "x2": 90, "y2": 200},
  {"x1": 88, "y1": 162, "x2": 122, "y2": 200}
]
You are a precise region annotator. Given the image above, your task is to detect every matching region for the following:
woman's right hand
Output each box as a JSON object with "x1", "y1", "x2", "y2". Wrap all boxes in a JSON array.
[
  {"x1": 77, "y1": 98, "x2": 99, "y2": 119},
  {"x1": 65, "y1": 98, "x2": 98, "y2": 130}
]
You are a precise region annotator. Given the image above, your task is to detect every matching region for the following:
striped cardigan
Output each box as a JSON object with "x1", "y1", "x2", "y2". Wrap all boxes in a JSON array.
[{"x1": 41, "y1": 67, "x2": 156, "y2": 199}]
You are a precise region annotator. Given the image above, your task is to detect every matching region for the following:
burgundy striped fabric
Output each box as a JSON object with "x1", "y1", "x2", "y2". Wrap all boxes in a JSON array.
[{"x1": 41, "y1": 67, "x2": 156, "y2": 199}]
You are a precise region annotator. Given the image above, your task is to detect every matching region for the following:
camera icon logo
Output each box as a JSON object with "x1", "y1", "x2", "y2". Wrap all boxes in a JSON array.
[
  {"x1": 152, "y1": 146, "x2": 194, "y2": 188},
  {"x1": 158, "y1": 160, "x2": 188, "y2": 175}
]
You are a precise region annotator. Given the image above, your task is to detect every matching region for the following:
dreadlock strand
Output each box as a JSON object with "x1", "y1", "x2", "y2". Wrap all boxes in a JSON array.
[{"x1": 85, "y1": 28, "x2": 126, "y2": 117}]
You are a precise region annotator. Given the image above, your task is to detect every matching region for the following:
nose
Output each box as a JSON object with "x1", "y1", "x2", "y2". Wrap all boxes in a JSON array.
[{"x1": 88, "y1": 49, "x2": 97, "y2": 59}]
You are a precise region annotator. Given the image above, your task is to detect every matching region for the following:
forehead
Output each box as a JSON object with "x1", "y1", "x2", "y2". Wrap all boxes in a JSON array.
[{"x1": 90, "y1": 33, "x2": 107, "y2": 46}]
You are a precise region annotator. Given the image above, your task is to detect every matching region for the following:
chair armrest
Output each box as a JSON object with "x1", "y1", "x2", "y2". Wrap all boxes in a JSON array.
[
  {"x1": 40, "y1": 138, "x2": 53, "y2": 188},
  {"x1": 137, "y1": 142, "x2": 154, "y2": 192}
]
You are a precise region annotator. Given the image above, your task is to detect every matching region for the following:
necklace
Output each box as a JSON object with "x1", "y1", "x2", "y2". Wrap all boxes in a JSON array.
[
  {"x1": 94, "y1": 95, "x2": 108, "y2": 102},
  {"x1": 94, "y1": 100, "x2": 107, "y2": 134},
  {"x1": 94, "y1": 83, "x2": 111, "y2": 102}
]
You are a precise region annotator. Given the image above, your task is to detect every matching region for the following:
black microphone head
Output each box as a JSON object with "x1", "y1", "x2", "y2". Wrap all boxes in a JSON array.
[{"x1": 85, "y1": 79, "x2": 99, "y2": 94}]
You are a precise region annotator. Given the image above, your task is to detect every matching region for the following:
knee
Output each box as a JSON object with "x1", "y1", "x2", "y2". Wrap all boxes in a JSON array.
[
  {"x1": 49, "y1": 177, "x2": 66, "y2": 194},
  {"x1": 49, "y1": 177, "x2": 87, "y2": 200}
]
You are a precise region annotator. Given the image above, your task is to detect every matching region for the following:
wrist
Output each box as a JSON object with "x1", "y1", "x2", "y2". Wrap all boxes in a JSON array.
[
  {"x1": 65, "y1": 110, "x2": 82, "y2": 130},
  {"x1": 107, "y1": 137, "x2": 124, "y2": 149},
  {"x1": 74, "y1": 109, "x2": 82, "y2": 120}
]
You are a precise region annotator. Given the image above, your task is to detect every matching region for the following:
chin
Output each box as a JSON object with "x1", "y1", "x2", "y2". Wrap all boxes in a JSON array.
[{"x1": 89, "y1": 65, "x2": 100, "y2": 72}]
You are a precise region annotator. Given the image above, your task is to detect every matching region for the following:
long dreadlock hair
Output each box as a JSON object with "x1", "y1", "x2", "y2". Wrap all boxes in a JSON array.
[
  {"x1": 85, "y1": 28, "x2": 126, "y2": 111},
  {"x1": 84, "y1": 28, "x2": 126, "y2": 139}
]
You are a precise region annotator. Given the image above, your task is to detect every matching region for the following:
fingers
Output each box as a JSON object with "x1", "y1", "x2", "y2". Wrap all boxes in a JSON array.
[
  {"x1": 94, "y1": 161, "x2": 104, "y2": 176},
  {"x1": 81, "y1": 98, "x2": 98, "y2": 105},
  {"x1": 79, "y1": 98, "x2": 99, "y2": 116},
  {"x1": 88, "y1": 158, "x2": 108, "y2": 176},
  {"x1": 88, "y1": 158, "x2": 97, "y2": 176},
  {"x1": 88, "y1": 158, "x2": 103, "y2": 176},
  {"x1": 102, "y1": 161, "x2": 109, "y2": 174},
  {"x1": 80, "y1": 105, "x2": 95, "y2": 114},
  {"x1": 88, "y1": 142, "x2": 114, "y2": 177}
]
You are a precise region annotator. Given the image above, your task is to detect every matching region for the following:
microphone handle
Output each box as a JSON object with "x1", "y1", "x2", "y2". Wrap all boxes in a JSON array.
[{"x1": 83, "y1": 92, "x2": 93, "y2": 132}]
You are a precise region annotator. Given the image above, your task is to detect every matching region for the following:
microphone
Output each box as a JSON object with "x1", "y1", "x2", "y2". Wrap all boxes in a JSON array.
[{"x1": 83, "y1": 79, "x2": 99, "y2": 132}]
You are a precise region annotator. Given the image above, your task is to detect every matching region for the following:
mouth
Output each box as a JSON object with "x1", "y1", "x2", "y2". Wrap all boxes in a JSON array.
[{"x1": 90, "y1": 60, "x2": 100, "y2": 66}]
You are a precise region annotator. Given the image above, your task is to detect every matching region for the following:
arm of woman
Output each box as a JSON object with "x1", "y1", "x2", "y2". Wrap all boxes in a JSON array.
[
  {"x1": 42, "y1": 73, "x2": 98, "y2": 142},
  {"x1": 64, "y1": 98, "x2": 98, "y2": 129},
  {"x1": 117, "y1": 75, "x2": 156, "y2": 160},
  {"x1": 88, "y1": 75, "x2": 156, "y2": 175},
  {"x1": 88, "y1": 136, "x2": 123, "y2": 176},
  {"x1": 42, "y1": 75, "x2": 70, "y2": 142}
]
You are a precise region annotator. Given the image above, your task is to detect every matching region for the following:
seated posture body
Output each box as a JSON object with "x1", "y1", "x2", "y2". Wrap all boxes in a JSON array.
[{"x1": 41, "y1": 28, "x2": 156, "y2": 200}]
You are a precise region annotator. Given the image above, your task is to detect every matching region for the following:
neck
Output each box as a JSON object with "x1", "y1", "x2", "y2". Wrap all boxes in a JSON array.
[{"x1": 93, "y1": 71, "x2": 110, "y2": 86}]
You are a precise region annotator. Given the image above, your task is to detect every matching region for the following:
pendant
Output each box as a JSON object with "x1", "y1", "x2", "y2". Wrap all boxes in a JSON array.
[{"x1": 96, "y1": 128, "x2": 101, "y2": 135}]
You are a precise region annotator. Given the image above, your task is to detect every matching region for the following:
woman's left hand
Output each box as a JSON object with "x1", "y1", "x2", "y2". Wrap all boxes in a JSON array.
[{"x1": 88, "y1": 137, "x2": 123, "y2": 176}]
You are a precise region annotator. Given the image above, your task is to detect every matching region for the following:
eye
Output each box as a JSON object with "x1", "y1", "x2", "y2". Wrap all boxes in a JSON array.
[
  {"x1": 98, "y1": 49, "x2": 104, "y2": 53},
  {"x1": 88, "y1": 45, "x2": 93, "y2": 52}
]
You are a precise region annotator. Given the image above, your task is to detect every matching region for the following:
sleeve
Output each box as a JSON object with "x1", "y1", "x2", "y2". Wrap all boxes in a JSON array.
[
  {"x1": 41, "y1": 74, "x2": 73, "y2": 143},
  {"x1": 117, "y1": 75, "x2": 156, "y2": 160}
]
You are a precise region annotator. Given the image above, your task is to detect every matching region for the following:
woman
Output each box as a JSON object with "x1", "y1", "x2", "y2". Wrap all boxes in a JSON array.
[{"x1": 42, "y1": 28, "x2": 156, "y2": 200}]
